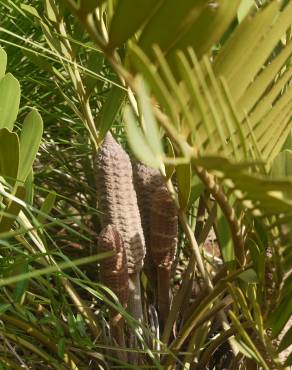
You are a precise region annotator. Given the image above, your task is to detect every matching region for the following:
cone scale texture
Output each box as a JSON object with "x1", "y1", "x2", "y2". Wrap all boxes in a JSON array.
[{"x1": 95, "y1": 133, "x2": 146, "y2": 273}]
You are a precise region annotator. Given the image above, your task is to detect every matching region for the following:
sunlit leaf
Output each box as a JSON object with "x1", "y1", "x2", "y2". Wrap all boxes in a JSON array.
[
  {"x1": 0, "y1": 128, "x2": 19, "y2": 186},
  {"x1": 238, "y1": 0, "x2": 255, "y2": 22},
  {"x1": 0, "y1": 47, "x2": 7, "y2": 79},
  {"x1": 0, "y1": 186, "x2": 26, "y2": 233},
  {"x1": 216, "y1": 207, "x2": 234, "y2": 264},
  {"x1": 20, "y1": 4, "x2": 41, "y2": 19},
  {"x1": 188, "y1": 175, "x2": 204, "y2": 206},
  {"x1": 125, "y1": 106, "x2": 160, "y2": 168},
  {"x1": 44, "y1": 0, "x2": 58, "y2": 22},
  {"x1": 0, "y1": 73, "x2": 20, "y2": 130},
  {"x1": 270, "y1": 150, "x2": 292, "y2": 178},
  {"x1": 176, "y1": 163, "x2": 191, "y2": 210},
  {"x1": 24, "y1": 169, "x2": 34, "y2": 205},
  {"x1": 238, "y1": 269, "x2": 258, "y2": 284},
  {"x1": 136, "y1": 76, "x2": 163, "y2": 159},
  {"x1": 19, "y1": 110, "x2": 43, "y2": 183},
  {"x1": 98, "y1": 85, "x2": 126, "y2": 141},
  {"x1": 37, "y1": 191, "x2": 57, "y2": 224},
  {"x1": 165, "y1": 137, "x2": 175, "y2": 179},
  {"x1": 13, "y1": 256, "x2": 29, "y2": 303},
  {"x1": 108, "y1": 0, "x2": 163, "y2": 50}
]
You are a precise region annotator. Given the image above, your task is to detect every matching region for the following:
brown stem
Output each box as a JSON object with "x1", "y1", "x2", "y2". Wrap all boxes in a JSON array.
[
  {"x1": 128, "y1": 272, "x2": 143, "y2": 323},
  {"x1": 157, "y1": 267, "x2": 171, "y2": 329},
  {"x1": 109, "y1": 312, "x2": 128, "y2": 363},
  {"x1": 127, "y1": 272, "x2": 143, "y2": 365},
  {"x1": 194, "y1": 195, "x2": 206, "y2": 240},
  {"x1": 195, "y1": 166, "x2": 245, "y2": 266}
]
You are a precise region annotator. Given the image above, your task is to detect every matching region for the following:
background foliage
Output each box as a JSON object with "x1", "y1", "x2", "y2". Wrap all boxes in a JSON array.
[{"x1": 0, "y1": 0, "x2": 291, "y2": 369}]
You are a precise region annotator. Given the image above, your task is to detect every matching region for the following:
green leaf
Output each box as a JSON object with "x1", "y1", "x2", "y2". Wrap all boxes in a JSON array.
[
  {"x1": 40, "y1": 22, "x2": 64, "y2": 55},
  {"x1": 24, "y1": 169, "x2": 34, "y2": 205},
  {"x1": 0, "y1": 73, "x2": 20, "y2": 130},
  {"x1": 0, "y1": 304, "x2": 11, "y2": 315},
  {"x1": 19, "y1": 110, "x2": 43, "y2": 183},
  {"x1": 44, "y1": 0, "x2": 58, "y2": 23},
  {"x1": 37, "y1": 191, "x2": 56, "y2": 224},
  {"x1": 279, "y1": 325, "x2": 292, "y2": 352},
  {"x1": 228, "y1": 284, "x2": 253, "y2": 322},
  {"x1": 79, "y1": 0, "x2": 98, "y2": 15},
  {"x1": 176, "y1": 163, "x2": 191, "y2": 210},
  {"x1": 108, "y1": 0, "x2": 163, "y2": 50},
  {"x1": 166, "y1": 0, "x2": 240, "y2": 66},
  {"x1": 125, "y1": 106, "x2": 160, "y2": 168},
  {"x1": 20, "y1": 4, "x2": 41, "y2": 19},
  {"x1": 189, "y1": 175, "x2": 204, "y2": 206},
  {"x1": 0, "y1": 47, "x2": 7, "y2": 79},
  {"x1": 238, "y1": 0, "x2": 255, "y2": 22},
  {"x1": 138, "y1": 1, "x2": 205, "y2": 57},
  {"x1": 13, "y1": 256, "x2": 29, "y2": 303},
  {"x1": 238, "y1": 41, "x2": 292, "y2": 118},
  {"x1": 253, "y1": 219, "x2": 268, "y2": 251},
  {"x1": 0, "y1": 186, "x2": 26, "y2": 233},
  {"x1": 269, "y1": 297, "x2": 292, "y2": 337},
  {"x1": 136, "y1": 76, "x2": 163, "y2": 159},
  {"x1": 165, "y1": 137, "x2": 175, "y2": 179},
  {"x1": 22, "y1": 49, "x2": 54, "y2": 74},
  {"x1": 270, "y1": 150, "x2": 292, "y2": 178},
  {"x1": 57, "y1": 337, "x2": 66, "y2": 358},
  {"x1": 128, "y1": 44, "x2": 179, "y2": 128},
  {"x1": 216, "y1": 207, "x2": 234, "y2": 264},
  {"x1": 282, "y1": 130, "x2": 292, "y2": 151},
  {"x1": 214, "y1": 1, "x2": 281, "y2": 101},
  {"x1": 84, "y1": 51, "x2": 104, "y2": 97},
  {"x1": 0, "y1": 128, "x2": 19, "y2": 186},
  {"x1": 229, "y1": 311, "x2": 268, "y2": 366},
  {"x1": 98, "y1": 85, "x2": 126, "y2": 141},
  {"x1": 247, "y1": 239, "x2": 265, "y2": 285},
  {"x1": 238, "y1": 268, "x2": 259, "y2": 284},
  {"x1": 232, "y1": 338, "x2": 255, "y2": 360},
  {"x1": 285, "y1": 353, "x2": 292, "y2": 367}
]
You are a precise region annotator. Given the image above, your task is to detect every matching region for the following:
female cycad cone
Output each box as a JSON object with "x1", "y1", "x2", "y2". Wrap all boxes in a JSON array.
[
  {"x1": 150, "y1": 185, "x2": 178, "y2": 324},
  {"x1": 98, "y1": 225, "x2": 128, "y2": 360},
  {"x1": 132, "y1": 161, "x2": 164, "y2": 248},
  {"x1": 150, "y1": 185, "x2": 178, "y2": 270},
  {"x1": 95, "y1": 132, "x2": 145, "y2": 328},
  {"x1": 132, "y1": 161, "x2": 165, "y2": 285},
  {"x1": 98, "y1": 224, "x2": 129, "y2": 311},
  {"x1": 95, "y1": 132, "x2": 145, "y2": 273}
]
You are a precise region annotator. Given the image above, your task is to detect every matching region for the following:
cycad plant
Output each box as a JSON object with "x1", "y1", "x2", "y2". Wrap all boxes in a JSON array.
[
  {"x1": 62, "y1": 0, "x2": 292, "y2": 368},
  {"x1": 0, "y1": 0, "x2": 291, "y2": 369}
]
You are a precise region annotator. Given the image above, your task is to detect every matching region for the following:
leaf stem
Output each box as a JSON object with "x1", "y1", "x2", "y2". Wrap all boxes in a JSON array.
[{"x1": 194, "y1": 165, "x2": 245, "y2": 266}]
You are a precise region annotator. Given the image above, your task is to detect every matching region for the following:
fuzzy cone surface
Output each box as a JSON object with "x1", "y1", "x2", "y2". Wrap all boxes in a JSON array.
[
  {"x1": 95, "y1": 133, "x2": 145, "y2": 273},
  {"x1": 98, "y1": 224, "x2": 129, "y2": 308}
]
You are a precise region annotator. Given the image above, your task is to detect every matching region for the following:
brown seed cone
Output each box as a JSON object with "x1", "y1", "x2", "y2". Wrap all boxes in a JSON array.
[
  {"x1": 132, "y1": 161, "x2": 165, "y2": 285},
  {"x1": 150, "y1": 185, "x2": 178, "y2": 325},
  {"x1": 95, "y1": 133, "x2": 146, "y2": 273},
  {"x1": 150, "y1": 185, "x2": 178, "y2": 270},
  {"x1": 98, "y1": 225, "x2": 129, "y2": 309},
  {"x1": 132, "y1": 161, "x2": 165, "y2": 248},
  {"x1": 98, "y1": 225, "x2": 128, "y2": 362}
]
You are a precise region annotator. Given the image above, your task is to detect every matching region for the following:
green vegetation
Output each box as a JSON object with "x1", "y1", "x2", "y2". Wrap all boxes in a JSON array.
[{"x1": 0, "y1": 0, "x2": 291, "y2": 369}]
